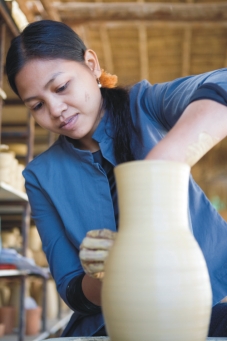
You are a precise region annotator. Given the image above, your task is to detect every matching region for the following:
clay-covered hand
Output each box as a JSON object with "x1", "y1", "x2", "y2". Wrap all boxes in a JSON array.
[{"x1": 79, "y1": 229, "x2": 116, "y2": 280}]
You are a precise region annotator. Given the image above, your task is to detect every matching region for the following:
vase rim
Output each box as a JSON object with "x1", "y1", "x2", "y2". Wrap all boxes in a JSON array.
[{"x1": 115, "y1": 159, "x2": 191, "y2": 171}]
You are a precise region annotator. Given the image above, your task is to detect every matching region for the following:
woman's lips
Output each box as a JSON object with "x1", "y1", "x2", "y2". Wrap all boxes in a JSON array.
[{"x1": 60, "y1": 114, "x2": 79, "y2": 130}]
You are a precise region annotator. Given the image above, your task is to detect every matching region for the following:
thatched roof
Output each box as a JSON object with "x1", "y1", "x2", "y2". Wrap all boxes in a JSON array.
[{"x1": 10, "y1": 1, "x2": 227, "y2": 85}]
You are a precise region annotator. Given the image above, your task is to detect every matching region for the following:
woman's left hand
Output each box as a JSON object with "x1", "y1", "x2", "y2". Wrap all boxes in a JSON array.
[{"x1": 79, "y1": 228, "x2": 116, "y2": 279}]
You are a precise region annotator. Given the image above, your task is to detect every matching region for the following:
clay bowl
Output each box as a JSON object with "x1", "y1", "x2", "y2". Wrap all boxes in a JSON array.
[{"x1": 0, "y1": 323, "x2": 5, "y2": 337}]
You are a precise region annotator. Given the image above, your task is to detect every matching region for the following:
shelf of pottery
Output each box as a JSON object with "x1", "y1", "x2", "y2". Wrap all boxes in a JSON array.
[
  {"x1": 0, "y1": 6, "x2": 67, "y2": 341},
  {"x1": 0, "y1": 177, "x2": 72, "y2": 341}
]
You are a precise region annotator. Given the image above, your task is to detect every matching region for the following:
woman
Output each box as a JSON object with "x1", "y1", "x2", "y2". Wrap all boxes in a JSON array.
[{"x1": 5, "y1": 19, "x2": 227, "y2": 337}]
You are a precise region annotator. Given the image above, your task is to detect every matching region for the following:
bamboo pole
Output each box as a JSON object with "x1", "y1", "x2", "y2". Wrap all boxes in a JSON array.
[
  {"x1": 16, "y1": 0, "x2": 34, "y2": 22},
  {"x1": 182, "y1": 26, "x2": 192, "y2": 76},
  {"x1": 53, "y1": 2, "x2": 227, "y2": 22},
  {"x1": 40, "y1": 0, "x2": 61, "y2": 21}
]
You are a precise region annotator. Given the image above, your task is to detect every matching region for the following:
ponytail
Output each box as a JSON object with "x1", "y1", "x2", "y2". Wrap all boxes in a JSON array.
[{"x1": 100, "y1": 70, "x2": 137, "y2": 164}]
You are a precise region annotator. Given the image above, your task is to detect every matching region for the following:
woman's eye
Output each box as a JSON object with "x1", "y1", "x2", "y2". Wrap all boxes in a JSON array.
[
  {"x1": 33, "y1": 102, "x2": 43, "y2": 111},
  {"x1": 56, "y1": 82, "x2": 69, "y2": 93}
]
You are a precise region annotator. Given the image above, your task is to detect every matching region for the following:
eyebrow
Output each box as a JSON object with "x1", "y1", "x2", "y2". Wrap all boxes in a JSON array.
[{"x1": 23, "y1": 71, "x2": 64, "y2": 103}]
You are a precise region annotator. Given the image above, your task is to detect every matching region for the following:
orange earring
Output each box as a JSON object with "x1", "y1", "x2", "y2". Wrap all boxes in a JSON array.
[{"x1": 99, "y1": 69, "x2": 118, "y2": 88}]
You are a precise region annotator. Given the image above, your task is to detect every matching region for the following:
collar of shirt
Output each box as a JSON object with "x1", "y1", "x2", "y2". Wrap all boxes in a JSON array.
[{"x1": 60, "y1": 110, "x2": 117, "y2": 166}]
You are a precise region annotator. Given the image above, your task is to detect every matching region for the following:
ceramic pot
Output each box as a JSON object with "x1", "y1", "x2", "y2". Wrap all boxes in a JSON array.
[
  {"x1": 25, "y1": 306, "x2": 42, "y2": 335},
  {"x1": 102, "y1": 160, "x2": 212, "y2": 341},
  {"x1": 0, "y1": 168, "x2": 11, "y2": 183},
  {"x1": 0, "y1": 151, "x2": 15, "y2": 168},
  {"x1": 0, "y1": 284, "x2": 11, "y2": 306},
  {"x1": 28, "y1": 225, "x2": 42, "y2": 251},
  {"x1": 1, "y1": 231, "x2": 16, "y2": 248},
  {"x1": 0, "y1": 323, "x2": 5, "y2": 337},
  {"x1": 46, "y1": 279, "x2": 58, "y2": 319},
  {"x1": 33, "y1": 250, "x2": 48, "y2": 267},
  {"x1": 0, "y1": 306, "x2": 16, "y2": 334},
  {"x1": 9, "y1": 281, "x2": 21, "y2": 327}
]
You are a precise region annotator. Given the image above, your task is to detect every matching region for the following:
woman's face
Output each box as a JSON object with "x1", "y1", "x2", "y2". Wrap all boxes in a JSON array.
[{"x1": 15, "y1": 51, "x2": 103, "y2": 151}]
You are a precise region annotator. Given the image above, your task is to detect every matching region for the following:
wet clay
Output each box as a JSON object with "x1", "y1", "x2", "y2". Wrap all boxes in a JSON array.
[{"x1": 185, "y1": 131, "x2": 220, "y2": 167}]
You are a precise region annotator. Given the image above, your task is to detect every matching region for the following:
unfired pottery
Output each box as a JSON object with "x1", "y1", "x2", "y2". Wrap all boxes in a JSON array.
[
  {"x1": 0, "y1": 306, "x2": 16, "y2": 334},
  {"x1": 9, "y1": 281, "x2": 21, "y2": 327},
  {"x1": 102, "y1": 160, "x2": 212, "y2": 341},
  {"x1": 25, "y1": 306, "x2": 42, "y2": 335},
  {"x1": 28, "y1": 225, "x2": 42, "y2": 251},
  {"x1": 47, "y1": 279, "x2": 59, "y2": 319},
  {"x1": 0, "y1": 284, "x2": 11, "y2": 306},
  {"x1": 0, "y1": 323, "x2": 5, "y2": 337}
]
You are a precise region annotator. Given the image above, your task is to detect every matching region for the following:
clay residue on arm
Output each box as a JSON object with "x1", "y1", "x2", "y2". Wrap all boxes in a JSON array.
[{"x1": 184, "y1": 131, "x2": 220, "y2": 167}]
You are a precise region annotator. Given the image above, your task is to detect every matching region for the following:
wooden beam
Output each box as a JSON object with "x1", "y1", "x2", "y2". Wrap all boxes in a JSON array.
[
  {"x1": 181, "y1": 26, "x2": 192, "y2": 77},
  {"x1": 71, "y1": 24, "x2": 90, "y2": 48},
  {"x1": 137, "y1": 0, "x2": 149, "y2": 80},
  {"x1": 26, "y1": 1, "x2": 45, "y2": 18},
  {"x1": 53, "y1": 2, "x2": 227, "y2": 22},
  {"x1": 73, "y1": 24, "x2": 114, "y2": 74},
  {"x1": 16, "y1": 0, "x2": 34, "y2": 23},
  {"x1": 84, "y1": 20, "x2": 227, "y2": 30},
  {"x1": 138, "y1": 25, "x2": 149, "y2": 80},
  {"x1": 0, "y1": 0, "x2": 19, "y2": 36},
  {"x1": 99, "y1": 25, "x2": 114, "y2": 74},
  {"x1": 40, "y1": 0, "x2": 61, "y2": 22}
]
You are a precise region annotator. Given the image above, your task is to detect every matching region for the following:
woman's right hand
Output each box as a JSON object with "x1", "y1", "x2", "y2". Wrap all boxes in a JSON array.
[{"x1": 79, "y1": 229, "x2": 116, "y2": 280}]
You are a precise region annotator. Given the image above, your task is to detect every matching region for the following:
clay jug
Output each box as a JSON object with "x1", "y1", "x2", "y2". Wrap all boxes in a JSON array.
[
  {"x1": 0, "y1": 306, "x2": 16, "y2": 334},
  {"x1": 102, "y1": 160, "x2": 212, "y2": 341},
  {"x1": 25, "y1": 306, "x2": 42, "y2": 335}
]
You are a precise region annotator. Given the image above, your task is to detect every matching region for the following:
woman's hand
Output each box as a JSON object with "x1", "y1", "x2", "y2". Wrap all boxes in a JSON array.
[{"x1": 79, "y1": 228, "x2": 116, "y2": 279}]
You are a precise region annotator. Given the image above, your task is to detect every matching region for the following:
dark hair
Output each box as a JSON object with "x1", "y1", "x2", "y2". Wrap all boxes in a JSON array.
[
  {"x1": 6, "y1": 20, "x2": 87, "y2": 95},
  {"x1": 6, "y1": 20, "x2": 137, "y2": 163}
]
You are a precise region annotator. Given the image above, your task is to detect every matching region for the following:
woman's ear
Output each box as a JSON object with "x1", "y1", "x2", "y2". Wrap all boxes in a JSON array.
[{"x1": 84, "y1": 49, "x2": 102, "y2": 78}]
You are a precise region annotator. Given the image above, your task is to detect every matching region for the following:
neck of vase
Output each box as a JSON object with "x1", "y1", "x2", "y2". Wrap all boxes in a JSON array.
[{"x1": 114, "y1": 160, "x2": 191, "y2": 232}]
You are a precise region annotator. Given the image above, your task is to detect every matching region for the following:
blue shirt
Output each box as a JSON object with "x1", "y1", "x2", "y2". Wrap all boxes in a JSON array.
[{"x1": 23, "y1": 68, "x2": 227, "y2": 336}]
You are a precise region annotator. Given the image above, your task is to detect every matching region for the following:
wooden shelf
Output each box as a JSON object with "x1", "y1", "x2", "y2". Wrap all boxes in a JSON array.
[
  {"x1": 0, "y1": 182, "x2": 28, "y2": 214},
  {"x1": 0, "y1": 182, "x2": 28, "y2": 201},
  {"x1": 0, "y1": 268, "x2": 49, "y2": 279},
  {"x1": 0, "y1": 311, "x2": 73, "y2": 341},
  {"x1": 0, "y1": 269, "x2": 29, "y2": 277}
]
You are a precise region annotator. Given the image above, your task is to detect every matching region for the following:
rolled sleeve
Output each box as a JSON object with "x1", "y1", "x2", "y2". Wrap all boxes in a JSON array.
[{"x1": 137, "y1": 68, "x2": 227, "y2": 130}]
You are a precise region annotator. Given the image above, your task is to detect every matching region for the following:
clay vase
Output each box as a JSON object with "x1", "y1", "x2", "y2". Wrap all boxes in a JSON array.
[
  {"x1": 25, "y1": 306, "x2": 42, "y2": 335},
  {"x1": 9, "y1": 281, "x2": 21, "y2": 327},
  {"x1": 46, "y1": 279, "x2": 59, "y2": 319},
  {"x1": 0, "y1": 323, "x2": 5, "y2": 337},
  {"x1": 0, "y1": 306, "x2": 16, "y2": 334},
  {"x1": 28, "y1": 225, "x2": 42, "y2": 251},
  {"x1": 102, "y1": 160, "x2": 212, "y2": 341}
]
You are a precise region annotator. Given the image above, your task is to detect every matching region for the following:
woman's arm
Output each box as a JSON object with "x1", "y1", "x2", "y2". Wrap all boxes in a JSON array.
[
  {"x1": 82, "y1": 275, "x2": 102, "y2": 306},
  {"x1": 24, "y1": 172, "x2": 85, "y2": 307},
  {"x1": 26, "y1": 174, "x2": 104, "y2": 308},
  {"x1": 145, "y1": 99, "x2": 227, "y2": 166}
]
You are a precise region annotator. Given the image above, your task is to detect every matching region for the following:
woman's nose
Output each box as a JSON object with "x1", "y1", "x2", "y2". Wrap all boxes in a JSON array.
[{"x1": 49, "y1": 98, "x2": 67, "y2": 118}]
